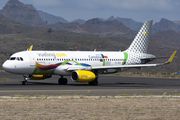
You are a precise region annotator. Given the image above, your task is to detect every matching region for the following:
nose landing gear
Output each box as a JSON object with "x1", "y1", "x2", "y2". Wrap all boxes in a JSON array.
[
  {"x1": 22, "y1": 80, "x2": 28, "y2": 85},
  {"x1": 22, "y1": 75, "x2": 30, "y2": 85}
]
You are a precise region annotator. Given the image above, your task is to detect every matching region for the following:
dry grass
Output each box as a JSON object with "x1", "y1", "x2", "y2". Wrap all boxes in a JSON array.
[
  {"x1": 0, "y1": 97, "x2": 180, "y2": 120},
  {"x1": 0, "y1": 78, "x2": 10, "y2": 81}
]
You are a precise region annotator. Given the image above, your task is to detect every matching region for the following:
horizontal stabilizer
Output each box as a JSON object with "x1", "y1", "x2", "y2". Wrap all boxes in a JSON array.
[{"x1": 140, "y1": 56, "x2": 169, "y2": 61}]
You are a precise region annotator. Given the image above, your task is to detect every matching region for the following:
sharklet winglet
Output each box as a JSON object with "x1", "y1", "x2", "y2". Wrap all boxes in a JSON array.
[
  {"x1": 157, "y1": 50, "x2": 177, "y2": 65},
  {"x1": 167, "y1": 50, "x2": 177, "y2": 64}
]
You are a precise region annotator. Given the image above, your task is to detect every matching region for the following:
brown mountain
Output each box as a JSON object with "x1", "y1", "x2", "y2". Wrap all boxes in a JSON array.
[
  {"x1": 174, "y1": 21, "x2": 180, "y2": 25},
  {"x1": 152, "y1": 18, "x2": 180, "y2": 33},
  {"x1": 47, "y1": 22, "x2": 79, "y2": 30},
  {"x1": 152, "y1": 30, "x2": 180, "y2": 46},
  {"x1": 83, "y1": 18, "x2": 128, "y2": 31},
  {"x1": 38, "y1": 10, "x2": 69, "y2": 24},
  {"x1": 0, "y1": 14, "x2": 41, "y2": 34},
  {"x1": 48, "y1": 18, "x2": 137, "y2": 38},
  {"x1": 76, "y1": 18, "x2": 137, "y2": 38},
  {"x1": 0, "y1": 0, "x2": 46, "y2": 26}
]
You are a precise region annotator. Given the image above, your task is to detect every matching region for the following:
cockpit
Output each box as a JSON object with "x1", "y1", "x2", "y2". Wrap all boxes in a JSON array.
[{"x1": 8, "y1": 57, "x2": 24, "y2": 61}]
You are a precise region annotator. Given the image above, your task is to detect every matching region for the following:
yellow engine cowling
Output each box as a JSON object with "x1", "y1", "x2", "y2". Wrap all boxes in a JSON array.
[
  {"x1": 71, "y1": 70, "x2": 96, "y2": 82},
  {"x1": 31, "y1": 75, "x2": 52, "y2": 80}
]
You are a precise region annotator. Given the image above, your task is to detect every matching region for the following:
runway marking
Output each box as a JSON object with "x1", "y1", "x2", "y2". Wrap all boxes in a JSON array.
[{"x1": 0, "y1": 89, "x2": 179, "y2": 93}]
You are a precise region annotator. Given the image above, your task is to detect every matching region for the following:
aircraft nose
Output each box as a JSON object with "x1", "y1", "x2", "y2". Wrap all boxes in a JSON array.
[
  {"x1": 2, "y1": 61, "x2": 8, "y2": 71},
  {"x1": 2, "y1": 61, "x2": 12, "y2": 72}
]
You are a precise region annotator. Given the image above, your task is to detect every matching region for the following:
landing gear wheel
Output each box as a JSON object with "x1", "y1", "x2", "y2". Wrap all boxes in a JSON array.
[
  {"x1": 58, "y1": 78, "x2": 68, "y2": 85},
  {"x1": 89, "y1": 80, "x2": 98, "y2": 86},
  {"x1": 22, "y1": 81, "x2": 28, "y2": 85}
]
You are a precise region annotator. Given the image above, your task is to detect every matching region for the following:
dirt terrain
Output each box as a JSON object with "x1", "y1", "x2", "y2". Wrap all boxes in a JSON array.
[{"x1": 0, "y1": 97, "x2": 180, "y2": 120}]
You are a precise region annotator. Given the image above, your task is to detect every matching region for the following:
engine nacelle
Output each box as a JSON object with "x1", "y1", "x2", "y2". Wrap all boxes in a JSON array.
[
  {"x1": 71, "y1": 70, "x2": 96, "y2": 82},
  {"x1": 24, "y1": 75, "x2": 52, "y2": 80}
]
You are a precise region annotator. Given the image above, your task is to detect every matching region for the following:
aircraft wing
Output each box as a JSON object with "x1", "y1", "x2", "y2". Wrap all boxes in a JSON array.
[
  {"x1": 66, "y1": 50, "x2": 176, "y2": 71},
  {"x1": 66, "y1": 63, "x2": 157, "y2": 71},
  {"x1": 91, "y1": 64, "x2": 157, "y2": 70},
  {"x1": 92, "y1": 50, "x2": 177, "y2": 70}
]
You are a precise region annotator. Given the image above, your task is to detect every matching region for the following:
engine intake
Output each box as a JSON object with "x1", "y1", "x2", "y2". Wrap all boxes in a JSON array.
[{"x1": 71, "y1": 70, "x2": 96, "y2": 82}]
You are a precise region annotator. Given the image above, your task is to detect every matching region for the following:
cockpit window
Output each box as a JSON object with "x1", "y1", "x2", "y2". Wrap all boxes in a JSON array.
[
  {"x1": 9, "y1": 57, "x2": 23, "y2": 61},
  {"x1": 10, "y1": 57, "x2": 16, "y2": 60},
  {"x1": 20, "y1": 57, "x2": 23, "y2": 61},
  {"x1": 16, "y1": 57, "x2": 20, "y2": 61}
]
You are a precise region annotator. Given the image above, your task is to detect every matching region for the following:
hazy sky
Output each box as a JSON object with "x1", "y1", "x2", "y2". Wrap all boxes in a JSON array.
[{"x1": 0, "y1": 0, "x2": 179, "y2": 22}]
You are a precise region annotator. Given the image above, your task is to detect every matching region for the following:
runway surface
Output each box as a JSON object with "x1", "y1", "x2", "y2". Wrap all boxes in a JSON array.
[{"x1": 0, "y1": 71, "x2": 180, "y2": 96}]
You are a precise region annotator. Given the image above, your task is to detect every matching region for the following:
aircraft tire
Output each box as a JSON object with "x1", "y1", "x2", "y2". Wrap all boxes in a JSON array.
[
  {"x1": 22, "y1": 81, "x2": 28, "y2": 85},
  {"x1": 89, "y1": 79, "x2": 98, "y2": 86},
  {"x1": 58, "y1": 78, "x2": 68, "y2": 85}
]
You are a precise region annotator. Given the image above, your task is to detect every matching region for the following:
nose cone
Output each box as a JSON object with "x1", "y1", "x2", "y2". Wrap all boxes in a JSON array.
[
  {"x1": 2, "y1": 61, "x2": 15, "y2": 73},
  {"x1": 2, "y1": 61, "x2": 10, "y2": 71}
]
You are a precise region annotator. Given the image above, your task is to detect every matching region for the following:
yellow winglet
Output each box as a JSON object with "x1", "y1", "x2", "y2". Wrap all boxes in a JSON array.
[
  {"x1": 29, "y1": 45, "x2": 33, "y2": 51},
  {"x1": 167, "y1": 50, "x2": 177, "y2": 63}
]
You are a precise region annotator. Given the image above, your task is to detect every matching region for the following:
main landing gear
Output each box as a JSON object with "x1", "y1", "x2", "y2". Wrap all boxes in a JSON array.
[
  {"x1": 89, "y1": 70, "x2": 99, "y2": 86},
  {"x1": 58, "y1": 76, "x2": 68, "y2": 85},
  {"x1": 89, "y1": 79, "x2": 98, "y2": 86}
]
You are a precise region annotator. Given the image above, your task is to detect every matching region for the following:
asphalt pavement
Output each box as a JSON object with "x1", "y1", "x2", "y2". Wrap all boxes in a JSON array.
[{"x1": 0, "y1": 71, "x2": 180, "y2": 96}]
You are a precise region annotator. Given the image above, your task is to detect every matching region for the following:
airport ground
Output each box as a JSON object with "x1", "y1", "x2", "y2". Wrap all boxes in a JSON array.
[
  {"x1": 1, "y1": 71, "x2": 180, "y2": 119},
  {"x1": 1, "y1": 71, "x2": 180, "y2": 96}
]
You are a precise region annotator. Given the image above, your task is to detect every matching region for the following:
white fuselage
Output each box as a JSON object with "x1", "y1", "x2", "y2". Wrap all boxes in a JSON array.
[{"x1": 2, "y1": 50, "x2": 150, "y2": 75}]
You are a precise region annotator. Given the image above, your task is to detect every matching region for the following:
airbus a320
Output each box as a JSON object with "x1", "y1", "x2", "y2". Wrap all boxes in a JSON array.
[{"x1": 2, "y1": 20, "x2": 177, "y2": 85}]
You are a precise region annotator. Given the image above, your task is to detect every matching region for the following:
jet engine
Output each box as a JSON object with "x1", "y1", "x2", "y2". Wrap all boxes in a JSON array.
[
  {"x1": 71, "y1": 70, "x2": 96, "y2": 82},
  {"x1": 24, "y1": 75, "x2": 52, "y2": 80}
]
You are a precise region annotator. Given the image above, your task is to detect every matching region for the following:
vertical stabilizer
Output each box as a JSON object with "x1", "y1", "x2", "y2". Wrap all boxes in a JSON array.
[{"x1": 125, "y1": 20, "x2": 153, "y2": 53}]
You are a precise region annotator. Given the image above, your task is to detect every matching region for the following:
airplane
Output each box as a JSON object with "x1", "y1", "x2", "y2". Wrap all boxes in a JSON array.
[{"x1": 2, "y1": 20, "x2": 177, "y2": 86}]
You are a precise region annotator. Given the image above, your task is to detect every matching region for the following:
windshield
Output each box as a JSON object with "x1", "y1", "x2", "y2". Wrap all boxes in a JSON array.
[{"x1": 9, "y1": 57, "x2": 24, "y2": 61}]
